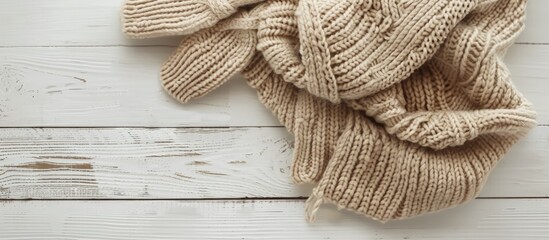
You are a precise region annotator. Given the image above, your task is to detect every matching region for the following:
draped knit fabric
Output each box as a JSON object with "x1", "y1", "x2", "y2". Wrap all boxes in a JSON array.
[{"x1": 122, "y1": 0, "x2": 537, "y2": 222}]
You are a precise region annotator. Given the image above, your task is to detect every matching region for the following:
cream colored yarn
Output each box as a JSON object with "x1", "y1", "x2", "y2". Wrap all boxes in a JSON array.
[
  {"x1": 122, "y1": 0, "x2": 265, "y2": 38},
  {"x1": 160, "y1": 12, "x2": 257, "y2": 103},
  {"x1": 121, "y1": 0, "x2": 536, "y2": 222},
  {"x1": 259, "y1": 0, "x2": 478, "y2": 103}
]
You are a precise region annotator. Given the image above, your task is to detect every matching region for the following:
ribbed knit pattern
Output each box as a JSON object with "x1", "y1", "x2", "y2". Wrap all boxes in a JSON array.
[
  {"x1": 122, "y1": 0, "x2": 265, "y2": 38},
  {"x1": 310, "y1": 112, "x2": 520, "y2": 222},
  {"x1": 122, "y1": 0, "x2": 537, "y2": 222},
  {"x1": 345, "y1": 0, "x2": 535, "y2": 150},
  {"x1": 161, "y1": 13, "x2": 257, "y2": 103},
  {"x1": 243, "y1": 53, "x2": 348, "y2": 183},
  {"x1": 256, "y1": 0, "x2": 478, "y2": 103}
]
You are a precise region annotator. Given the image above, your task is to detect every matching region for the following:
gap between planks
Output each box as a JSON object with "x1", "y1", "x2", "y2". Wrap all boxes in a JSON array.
[
  {"x1": 3, "y1": 196, "x2": 549, "y2": 202},
  {"x1": 0, "y1": 42, "x2": 546, "y2": 48},
  {"x1": 1, "y1": 126, "x2": 548, "y2": 199}
]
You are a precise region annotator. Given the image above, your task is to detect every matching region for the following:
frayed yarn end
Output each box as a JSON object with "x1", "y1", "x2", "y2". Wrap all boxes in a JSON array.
[{"x1": 304, "y1": 189, "x2": 323, "y2": 223}]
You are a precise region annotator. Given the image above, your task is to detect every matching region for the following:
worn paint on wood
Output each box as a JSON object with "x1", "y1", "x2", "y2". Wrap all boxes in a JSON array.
[
  {"x1": 0, "y1": 45, "x2": 547, "y2": 126},
  {"x1": 6, "y1": 161, "x2": 93, "y2": 170},
  {"x1": 0, "y1": 46, "x2": 278, "y2": 127},
  {"x1": 1, "y1": 127, "x2": 547, "y2": 199},
  {"x1": 1, "y1": 199, "x2": 549, "y2": 239},
  {"x1": 0, "y1": 127, "x2": 301, "y2": 199}
]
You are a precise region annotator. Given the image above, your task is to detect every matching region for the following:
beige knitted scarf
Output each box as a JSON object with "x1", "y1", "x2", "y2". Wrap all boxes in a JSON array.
[{"x1": 122, "y1": 0, "x2": 537, "y2": 222}]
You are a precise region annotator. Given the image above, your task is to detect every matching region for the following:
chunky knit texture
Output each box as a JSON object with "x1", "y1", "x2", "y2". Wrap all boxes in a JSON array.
[
  {"x1": 160, "y1": 11, "x2": 257, "y2": 103},
  {"x1": 258, "y1": 0, "x2": 478, "y2": 103},
  {"x1": 122, "y1": 0, "x2": 265, "y2": 38},
  {"x1": 122, "y1": 0, "x2": 536, "y2": 222}
]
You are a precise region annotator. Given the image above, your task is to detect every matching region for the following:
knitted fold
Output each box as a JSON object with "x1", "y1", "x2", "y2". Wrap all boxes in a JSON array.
[
  {"x1": 160, "y1": 13, "x2": 257, "y2": 103},
  {"x1": 122, "y1": 0, "x2": 264, "y2": 38},
  {"x1": 245, "y1": 51, "x2": 533, "y2": 222},
  {"x1": 258, "y1": 0, "x2": 478, "y2": 103},
  {"x1": 346, "y1": 0, "x2": 535, "y2": 149},
  {"x1": 121, "y1": 0, "x2": 537, "y2": 222},
  {"x1": 306, "y1": 111, "x2": 521, "y2": 222},
  {"x1": 243, "y1": 53, "x2": 347, "y2": 183}
]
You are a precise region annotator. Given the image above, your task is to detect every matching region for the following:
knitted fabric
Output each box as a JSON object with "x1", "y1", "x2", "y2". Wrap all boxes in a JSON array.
[
  {"x1": 258, "y1": 0, "x2": 478, "y2": 103},
  {"x1": 121, "y1": 0, "x2": 536, "y2": 222},
  {"x1": 122, "y1": 0, "x2": 265, "y2": 38},
  {"x1": 160, "y1": 11, "x2": 257, "y2": 103}
]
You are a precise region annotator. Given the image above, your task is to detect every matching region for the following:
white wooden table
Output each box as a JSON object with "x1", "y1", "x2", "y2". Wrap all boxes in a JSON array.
[{"x1": 1, "y1": 1, "x2": 548, "y2": 239}]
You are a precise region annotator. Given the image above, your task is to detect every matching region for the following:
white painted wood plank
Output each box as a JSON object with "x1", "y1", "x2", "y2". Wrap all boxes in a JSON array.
[
  {"x1": 0, "y1": 47, "x2": 279, "y2": 127},
  {"x1": 1, "y1": 199, "x2": 549, "y2": 239},
  {"x1": 0, "y1": 0, "x2": 547, "y2": 46},
  {"x1": 521, "y1": 0, "x2": 549, "y2": 44},
  {"x1": 0, "y1": 44, "x2": 546, "y2": 127},
  {"x1": 0, "y1": 127, "x2": 301, "y2": 199},
  {"x1": 505, "y1": 44, "x2": 549, "y2": 124},
  {"x1": 1, "y1": 127, "x2": 547, "y2": 199},
  {"x1": 0, "y1": 0, "x2": 180, "y2": 47}
]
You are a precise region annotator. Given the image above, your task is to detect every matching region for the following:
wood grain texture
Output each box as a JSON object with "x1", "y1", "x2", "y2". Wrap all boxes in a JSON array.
[
  {"x1": 1, "y1": 127, "x2": 547, "y2": 199},
  {"x1": 0, "y1": 0, "x2": 546, "y2": 47},
  {"x1": 0, "y1": 127, "x2": 300, "y2": 199},
  {"x1": 0, "y1": 0, "x2": 180, "y2": 47},
  {"x1": 505, "y1": 44, "x2": 549, "y2": 124},
  {"x1": 1, "y1": 199, "x2": 549, "y2": 240},
  {"x1": 0, "y1": 47, "x2": 278, "y2": 127},
  {"x1": 0, "y1": 44, "x2": 547, "y2": 127}
]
